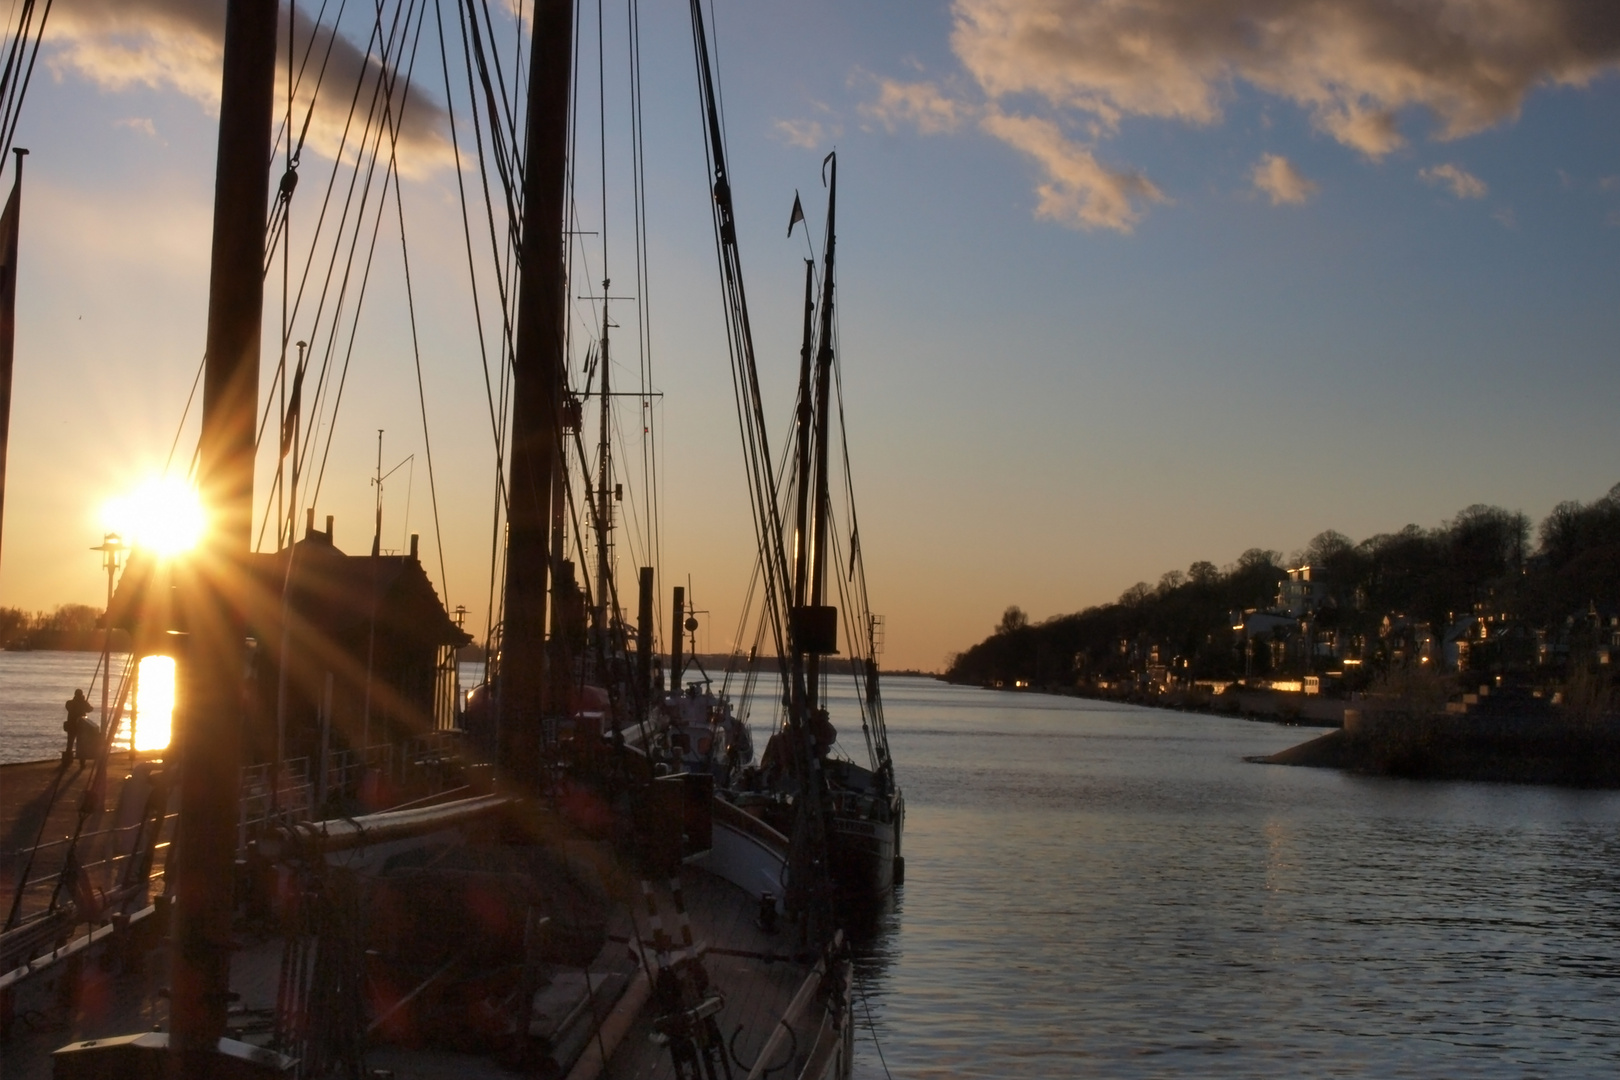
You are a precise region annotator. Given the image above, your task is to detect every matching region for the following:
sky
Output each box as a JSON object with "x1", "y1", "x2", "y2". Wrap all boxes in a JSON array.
[{"x1": 0, "y1": 0, "x2": 1617, "y2": 672}]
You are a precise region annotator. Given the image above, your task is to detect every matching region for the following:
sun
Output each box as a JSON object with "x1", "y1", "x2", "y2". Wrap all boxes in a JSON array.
[{"x1": 103, "y1": 476, "x2": 206, "y2": 557}]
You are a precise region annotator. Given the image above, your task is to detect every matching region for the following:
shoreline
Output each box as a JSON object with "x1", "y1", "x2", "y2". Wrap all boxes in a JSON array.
[
  {"x1": 943, "y1": 679, "x2": 1344, "y2": 729},
  {"x1": 1252, "y1": 726, "x2": 1620, "y2": 789},
  {"x1": 948, "y1": 680, "x2": 1620, "y2": 791}
]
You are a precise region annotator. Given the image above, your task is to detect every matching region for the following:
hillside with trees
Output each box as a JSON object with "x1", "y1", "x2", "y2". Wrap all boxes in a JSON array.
[{"x1": 946, "y1": 485, "x2": 1620, "y2": 714}]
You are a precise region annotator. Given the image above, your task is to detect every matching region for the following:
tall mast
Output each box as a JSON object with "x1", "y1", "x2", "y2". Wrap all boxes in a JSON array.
[
  {"x1": 595, "y1": 283, "x2": 612, "y2": 647},
  {"x1": 500, "y1": 0, "x2": 575, "y2": 787},
  {"x1": 170, "y1": 0, "x2": 276, "y2": 1069},
  {"x1": 791, "y1": 259, "x2": 815, "y2": 611},
  {"x1": 0, "y1": 147, "x2": 27, "y2": 568},
  {"x1": 806, "y1": 153, "x2": 838, "y2": 710}
]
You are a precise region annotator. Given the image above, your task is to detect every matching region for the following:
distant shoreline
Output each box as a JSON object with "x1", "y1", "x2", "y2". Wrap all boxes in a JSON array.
[
  {"x1": 3, "y1": 631, "x2": 132, "y2": 653},
  {"x1": 944, "y1": 679, "x2": 1343, "y2": 729}
]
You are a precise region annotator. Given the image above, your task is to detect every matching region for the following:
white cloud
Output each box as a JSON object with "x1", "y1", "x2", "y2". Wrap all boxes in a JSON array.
[
  {"x1": 774, "y1": 118, "x2": 827, "y2": 150},
  {"x1": 1493, "y1": 206, "x2": 1518, "y2": 228},
  {"x1": 950, "y1": 0, "x2": 1620, "y2": 158},
  {"x1": 1420, "y1": 163, "x2": 1488, "y2": 199},
  {"x1": 866, "y1": 1, "x2": 1619, "y2": 233},
  {"x1": 859, "y1": 77, "x2": 970, "y2": 136},
  {"x1": 1250, "y1": 153, "x2": 1318, "y2": 206},
  {"x1": 47, "y1": 0, "x2": 454, "y2": 176},
  {"x1": 979, "y1": 110, "x2": 1164, "y2": 232}
]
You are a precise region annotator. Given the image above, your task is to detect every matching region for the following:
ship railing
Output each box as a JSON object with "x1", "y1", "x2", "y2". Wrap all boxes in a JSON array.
[
  {"x1": 316, "y1": 743, "x2": 393, "y2": 805},
  {"x1": 238, "y1": 759, "x2": 314, "y2": 850},
  {"x1": 2, "y1": 811, "x2": 178, "y2": 976}
]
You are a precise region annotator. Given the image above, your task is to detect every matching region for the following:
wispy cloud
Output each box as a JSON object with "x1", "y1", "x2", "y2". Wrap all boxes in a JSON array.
[
  {"x1": 979, "y1": 110, "x2": 1164, "y2": 232},
  {"x1": 47, "y1": 0, "x2": 455, "y2": 175},
  {"x1": 1250, "y1": 153, "x2": 1317, "y2": 206},
  {"x1": 1420, "y1": 163, "x2": 1488, "y2": 199},
  {"x1": 1493, "y1": 206, "x2": 1518, "y2": 228},
  {"x1": 859, "y1": 77, "x2": 969, "y2": 136},
  {"x1": 115, "y1": 116, "x2": 157, "y2": 138},
  {"x1": 774, "y1": 118, "x2": 826, "y2": 149}
]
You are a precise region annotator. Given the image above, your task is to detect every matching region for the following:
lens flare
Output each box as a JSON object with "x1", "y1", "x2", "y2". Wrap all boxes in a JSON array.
[
  {"x1": 103, "y1": 477, "x2": 205, "y2": 556},
  {"x1": 133, "y1": 655, "x2": 175, "y2": 753}
]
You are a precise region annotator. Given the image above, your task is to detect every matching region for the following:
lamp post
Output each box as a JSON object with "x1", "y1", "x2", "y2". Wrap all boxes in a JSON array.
[{"x1": 91, "y1": 533, "x2": 127, "y2": 738}]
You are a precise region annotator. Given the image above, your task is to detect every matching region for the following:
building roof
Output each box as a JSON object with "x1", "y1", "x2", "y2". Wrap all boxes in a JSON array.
[{"x1": 109, "y1": 529, "x2": 468, "y2": 652}]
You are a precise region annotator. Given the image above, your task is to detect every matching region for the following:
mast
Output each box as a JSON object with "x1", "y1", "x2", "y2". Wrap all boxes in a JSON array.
[
  {"x1": 500, "y1": 0, "x2": 575, "y2": 787},
  {"x1": 170, "y1": 0, "x2": 276, "y2": 1068},
  {"x1": 791, "y1": 259, "x2": 814, "y2": 612},
  {"x1": 806, "y1": 153, "x2": 838, "y2": 711},
  {"x1": 594, "y1": 283, "x2": 612, "y2": 651},
  {"x1": 0, "y1": 147, "x2": 25, "y2": 568}
]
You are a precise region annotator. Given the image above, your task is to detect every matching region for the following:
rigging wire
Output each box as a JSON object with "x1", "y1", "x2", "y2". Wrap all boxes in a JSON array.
[
  {"x1": 0, "y1": 0, "x2": 53, "y2": 163},
  {"x1": 386, "y1": 70, "x2": 452, "y2": 598},
  {"x1": 308, "y1": 0, "x2": 432, "y2": 510},
  {"x1": 434, "y1": 0, "x2": 509, "y2": 657}
]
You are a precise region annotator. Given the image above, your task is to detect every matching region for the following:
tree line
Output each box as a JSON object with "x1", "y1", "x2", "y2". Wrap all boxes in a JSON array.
[
  {"x1": 946, "y1": 484, "x2": 1620, "y2": 692},
  {"x1": 0, "y1": 604, "x2": 108, "y2": 650}
]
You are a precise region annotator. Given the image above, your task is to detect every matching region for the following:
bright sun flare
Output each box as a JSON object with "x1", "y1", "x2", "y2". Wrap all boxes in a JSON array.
[{"x1": 103, "y1": 477, "x2": 206, "y2": 556}]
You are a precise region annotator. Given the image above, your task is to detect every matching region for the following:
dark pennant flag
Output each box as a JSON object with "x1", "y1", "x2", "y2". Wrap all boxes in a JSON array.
[{"x1": 787, "y1": 190, "x2": 804, "y2": 237}]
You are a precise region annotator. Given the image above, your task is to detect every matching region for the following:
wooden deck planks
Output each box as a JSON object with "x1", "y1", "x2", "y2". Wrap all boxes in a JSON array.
[{"x1": 600, "y1": 864, "x2": 818, "y2": 1080}]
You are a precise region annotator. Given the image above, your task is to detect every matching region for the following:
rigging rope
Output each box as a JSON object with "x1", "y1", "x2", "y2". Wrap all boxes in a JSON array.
[{"x1": 0, "y1": 0, "x2": 52, "y2": 163}]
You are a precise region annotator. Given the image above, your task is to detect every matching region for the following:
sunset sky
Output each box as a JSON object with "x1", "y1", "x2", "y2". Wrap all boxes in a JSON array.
[{"x1": 1, "y1": 1, "x2": 1617, "y2": 672}]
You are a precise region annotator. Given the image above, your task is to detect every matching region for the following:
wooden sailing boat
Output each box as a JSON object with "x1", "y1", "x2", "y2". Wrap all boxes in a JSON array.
[
  {"x1": 788, "y1": 155, "x2": 904, "y2": 907},
  {"x1": 741, "y1": 155, "x2": 905, "y2": 911},
  {"x1": 7, "y1": 2, "x2": 857, "y2": 1078}
]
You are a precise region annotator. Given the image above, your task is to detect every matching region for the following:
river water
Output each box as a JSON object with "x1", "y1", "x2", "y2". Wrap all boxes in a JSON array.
[
  {"x1": 850, "y1": 677, "x2": 1620, "y2": 1077},
  {"x1": 7, "y1": 656, "x2": 1619, "y2": 1074}
]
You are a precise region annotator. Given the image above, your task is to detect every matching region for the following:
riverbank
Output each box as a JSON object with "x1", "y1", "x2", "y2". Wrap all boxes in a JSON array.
[
  {"x1": 1257, "y1": 721, "x2": 1620, "y2": 788},
  {"x1": 949, "y1": 679, "x2": 1346, "y2": 728}
]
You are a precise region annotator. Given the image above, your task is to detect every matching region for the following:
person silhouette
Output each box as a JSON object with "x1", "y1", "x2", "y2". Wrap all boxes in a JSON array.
[{"x1": 63, "y1": 689, "x2": 95, "y2": 767}]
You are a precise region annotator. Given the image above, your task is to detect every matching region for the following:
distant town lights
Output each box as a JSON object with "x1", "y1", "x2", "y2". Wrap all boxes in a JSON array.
[{"x1": 102, "y1": 476, "x2": 205, "y2": 556}]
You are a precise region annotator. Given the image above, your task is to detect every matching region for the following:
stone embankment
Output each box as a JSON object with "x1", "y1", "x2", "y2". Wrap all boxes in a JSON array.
[{"x1": 1257, "y1": 700, "x2": 1620, "y2": 788}]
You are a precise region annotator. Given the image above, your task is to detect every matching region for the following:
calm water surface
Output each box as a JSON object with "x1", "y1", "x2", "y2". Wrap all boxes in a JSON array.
[
  {"x1": 0, "y1": 651, "x2": 121, "y2": 763},
  {"x1": 850, "y1": 677, "x2": 1620, "y2": 1078},
  {"x1": 8, "y1": 658, "x2": 1618, "y2": 1073},
  {"x1": 0, "y1": 653, "x2": 490, "y2": 764}
]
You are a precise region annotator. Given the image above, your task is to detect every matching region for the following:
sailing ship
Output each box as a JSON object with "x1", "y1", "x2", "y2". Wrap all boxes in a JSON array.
[
  {"x1": 2, "y1": 2, "x2": 861, "y2": 1077},
  {"x1": 683, "y1": 147, "x2": 904, "y2": 910}
]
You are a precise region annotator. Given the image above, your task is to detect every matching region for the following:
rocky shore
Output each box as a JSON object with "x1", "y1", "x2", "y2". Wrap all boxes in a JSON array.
[{"x1": 1256, "y1": 714, "x2": 1620, "y2": 789}]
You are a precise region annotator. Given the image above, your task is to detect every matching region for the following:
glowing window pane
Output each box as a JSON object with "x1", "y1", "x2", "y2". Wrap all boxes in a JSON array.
[{"x1": 133, "y1": 655, "x2": 175, "y2": 752}]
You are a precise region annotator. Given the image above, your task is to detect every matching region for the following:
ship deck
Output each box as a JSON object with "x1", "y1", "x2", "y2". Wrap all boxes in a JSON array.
[{"x1": 2, "y1": 777, "x2": 837, "y2": 1080}]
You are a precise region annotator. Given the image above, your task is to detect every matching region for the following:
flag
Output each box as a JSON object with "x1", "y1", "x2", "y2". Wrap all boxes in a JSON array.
[
  {"x1": 787, "y1": 190, "x2": 804, "y2": 237},
  {"x1": 279, "y1": 359, "x2": 304, "y2": 459},
  {"x1": 0, "y1": 150, "x2": 24, "y2": 568}
]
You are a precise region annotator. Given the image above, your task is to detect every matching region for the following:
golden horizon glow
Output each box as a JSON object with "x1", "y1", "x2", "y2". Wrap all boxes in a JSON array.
[
  {"x1": 103, "y1": 476, "x2": 206, "y2": 557},
  {"x1": 133, "y1": 654, "x2": 175, "y2": 753}
]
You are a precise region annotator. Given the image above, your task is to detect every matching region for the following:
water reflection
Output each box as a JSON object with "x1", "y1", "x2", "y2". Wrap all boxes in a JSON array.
[{"x1": 847, "y1": 677, "x2": 1620, "y2": 1078}]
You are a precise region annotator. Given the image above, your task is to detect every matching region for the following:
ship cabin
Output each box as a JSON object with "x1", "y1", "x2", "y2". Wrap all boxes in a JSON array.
[{"x1": 108, "y1": 513, "x2": 469, "y2": 784}]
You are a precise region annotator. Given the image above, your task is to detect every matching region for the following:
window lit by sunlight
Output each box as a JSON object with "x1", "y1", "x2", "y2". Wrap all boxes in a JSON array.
[
  {"x1": 103, "y1": 477, "x2": 205, "y2": 557},
  {"x1": 133, "y1": 655, "x2": 175, "y2": 752}
]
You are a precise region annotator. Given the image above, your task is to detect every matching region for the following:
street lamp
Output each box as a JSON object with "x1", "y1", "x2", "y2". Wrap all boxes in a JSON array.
[{"x1": 90, "y1": 533, "x2": 128, "y2": 739}]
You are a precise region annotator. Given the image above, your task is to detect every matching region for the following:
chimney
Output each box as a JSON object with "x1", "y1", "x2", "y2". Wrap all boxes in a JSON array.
[
  {"x1": 305, "y1": 507, "x2": 315, "y2": 539},
  {"x1": 410, "y1": 533, "x2": 419, "y2": 559},
  {"x1": 325, "y1": 515, "x2": 334, "y2": 541}
]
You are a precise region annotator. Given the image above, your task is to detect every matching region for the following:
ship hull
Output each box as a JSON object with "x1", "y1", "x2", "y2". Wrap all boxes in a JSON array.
[{"x1": 828, "y1": 791, "x2": 904, "y2": 905}]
